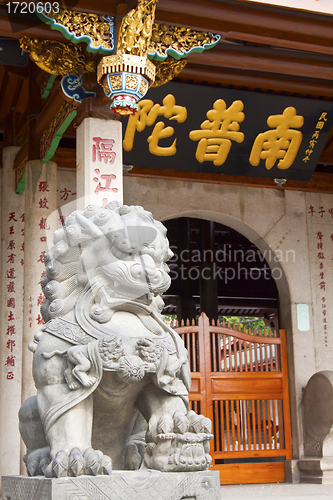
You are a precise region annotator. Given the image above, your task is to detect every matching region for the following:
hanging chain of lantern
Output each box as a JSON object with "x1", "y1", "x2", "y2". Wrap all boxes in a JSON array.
[{"x1": 97, "y1": 0, "x2": 157, "y2": 116}]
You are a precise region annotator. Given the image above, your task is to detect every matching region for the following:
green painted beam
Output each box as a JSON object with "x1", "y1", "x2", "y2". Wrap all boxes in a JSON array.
[{"x1": 42, "y1": 108, "x2": 77, "y2": 163}]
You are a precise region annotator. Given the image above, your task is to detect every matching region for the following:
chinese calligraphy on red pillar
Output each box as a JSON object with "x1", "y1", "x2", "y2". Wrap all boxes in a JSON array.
[
  {"x1": 32, "y1": 181, "x2": 52, "y2": 328},
  {"x1": 4, "y1": 210, "x2": 24, "y2": 380}
]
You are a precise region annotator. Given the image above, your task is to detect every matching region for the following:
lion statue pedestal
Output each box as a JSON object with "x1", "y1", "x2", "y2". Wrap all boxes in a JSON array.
[
  {"x1": 2, "y1": 203, "x2": 220, "y2": 500},
  {"x1": 2, "y1": 471, "x2": 221, "y2": 499}
]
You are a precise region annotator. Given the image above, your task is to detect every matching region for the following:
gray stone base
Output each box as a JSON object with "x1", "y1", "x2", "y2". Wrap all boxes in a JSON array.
[
  {"x1": 2, "y1": 470, "x2": 220, "y2": 500},
  {"x1": 299, "y1": 458, "x2": 333, "y2": 484},
  {"x1": 285, "y1": 459, "x2": 300, "y2": 483}
]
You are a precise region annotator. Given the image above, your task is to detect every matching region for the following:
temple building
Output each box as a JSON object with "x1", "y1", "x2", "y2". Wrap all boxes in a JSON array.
[{"x1": 1, "y1": 0, "x2": 333, "y2": 487}]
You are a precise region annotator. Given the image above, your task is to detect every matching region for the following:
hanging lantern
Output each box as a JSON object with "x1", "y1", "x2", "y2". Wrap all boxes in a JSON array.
[{"x1": 97, "y1": 54, "x2": 155, "y2": 115}]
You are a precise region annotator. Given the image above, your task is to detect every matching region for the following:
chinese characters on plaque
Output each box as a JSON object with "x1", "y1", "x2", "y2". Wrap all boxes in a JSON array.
[
  {"x1": 122, "y1": 82, "x2": 333, "y2": 181},
  {"x1": 302, "y1": 112, "x2": 329, "y2": 164}
]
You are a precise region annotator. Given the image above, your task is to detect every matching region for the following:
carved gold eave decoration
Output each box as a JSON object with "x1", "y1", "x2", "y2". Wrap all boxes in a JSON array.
[
  {"x1": 117, "y1": 0, "x2": 157, "y2": 57},
  {"x1": 152, "y1": 58, "x2": 188, "y2": 87},
  {"x1": 148, "y1": 24, "x2": 221, "y2": 62},
  {"x1": 147, "y1": 24, "x2": 220, "y2": 85},
  {"x1": 19, "y1": 37, "x2": 95, "y2": 75},
  {"x1": 115, "y1": 2, "x2": 220, "y2": 84},
  {"x1": 23, "y1": 0, "x2": 222, "y2": 116},
  {"x1": 35, "y1": 8, "x2": 115, "y2": 55},
  {"x1": 35, "y1": 1, "x2": 221, "y2": 86},
  {"x1": 97, "y1": 0, "x2": 158, "y2": 115}
]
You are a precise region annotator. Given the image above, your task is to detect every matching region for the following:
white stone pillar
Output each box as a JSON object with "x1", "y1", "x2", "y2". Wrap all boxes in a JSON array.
[
  {"x1": 57, "y1": 168, "x2": 77, "y2": 226},
  {"x1": 76, "y1": 117, "x2": 123, "y2": 209},
  {"x1": 0, "y1": 147, "x2": 25, "y2": 479},
  {"x1": 21, "y1": 161, "x2": 57, "y2": 410}
]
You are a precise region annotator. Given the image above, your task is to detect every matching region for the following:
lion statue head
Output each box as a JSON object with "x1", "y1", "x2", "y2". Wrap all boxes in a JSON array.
[{"x1": 40, "y1": 202, "x2": 173, "y2": 325}]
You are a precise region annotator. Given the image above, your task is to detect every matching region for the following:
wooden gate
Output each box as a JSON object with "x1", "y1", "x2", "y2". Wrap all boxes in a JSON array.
[{"x1": 174, "y1": 313, "x2": 292, "y2": 484}]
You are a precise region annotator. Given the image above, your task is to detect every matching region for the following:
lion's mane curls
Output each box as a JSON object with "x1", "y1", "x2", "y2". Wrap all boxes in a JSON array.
[{"x1": 40, "y1": 203, "x2": 173, "y2": 323}]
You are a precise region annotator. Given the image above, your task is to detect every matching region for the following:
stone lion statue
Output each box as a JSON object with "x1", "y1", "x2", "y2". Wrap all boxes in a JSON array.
[{"x1": 19, "y1": 203, "x2": 213, "y2": 478}]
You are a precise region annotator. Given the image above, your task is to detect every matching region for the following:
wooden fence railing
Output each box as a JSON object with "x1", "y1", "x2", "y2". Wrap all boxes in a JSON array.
[{"x1": 174, "y1": 313, "x2": 292, "y2": 484}]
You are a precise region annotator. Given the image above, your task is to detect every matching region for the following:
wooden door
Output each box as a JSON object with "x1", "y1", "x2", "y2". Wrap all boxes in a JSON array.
[{"x1": 175, "y1": 313, "x2": 292, "y2": 484}]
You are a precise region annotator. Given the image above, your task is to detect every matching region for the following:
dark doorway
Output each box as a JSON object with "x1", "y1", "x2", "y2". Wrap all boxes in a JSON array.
[{"x1": 163, "y1": 217, "x2": 279, "y2": 327}]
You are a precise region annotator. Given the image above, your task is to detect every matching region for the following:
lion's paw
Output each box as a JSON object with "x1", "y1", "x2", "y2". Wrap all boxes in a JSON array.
[
  {"x1": 44, "y1": 448, "x2": 112, "y2": 477},
  {"x1": 25, "y1": 447, "x2": 51, "y2": 477},
  {"x1": 124, "y1": 442, "x2": 145, "y2": 470},
  {"x1": 144, "y1": 410, "x2": 213, "y2": 472}
]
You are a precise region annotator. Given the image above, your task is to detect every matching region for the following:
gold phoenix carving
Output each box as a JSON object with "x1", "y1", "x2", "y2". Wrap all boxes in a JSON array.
[
  {"x1": 19, "y1": 37, "x2": 95, "y2": 75},
  {"x1": 149, "y1": 24, "x2": 220, "y2": 59},
  {"x1": 29, "y1": 0, "x2": 220, "y2": 87},
  {"x1": 117, "y1": 0, "x2": 158, "y2": 57},
  {"x1": 152, "y1": 58, "x2": 188, "y2": 87},
  {"x1": 44, "y1": 8, "x2": 114, "y2": 52}
]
